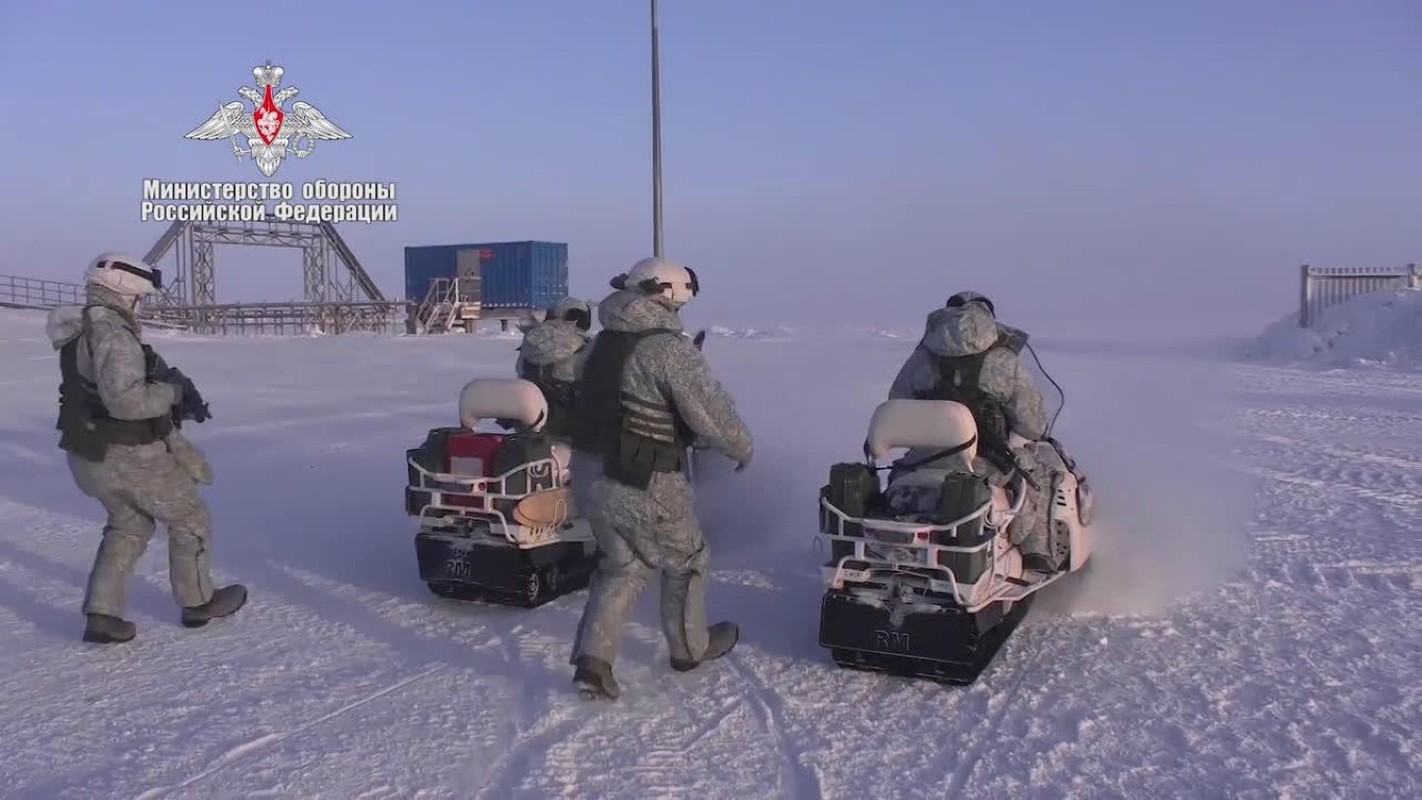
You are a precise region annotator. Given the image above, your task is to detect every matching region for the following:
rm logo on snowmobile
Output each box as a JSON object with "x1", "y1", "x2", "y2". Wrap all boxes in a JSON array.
[
  {"x1": 444, "y1": 559, "x2": 474, "y2": 581},
  {"x1": 184, "y1": 62, "x2": 351, "y2": 177},
  {"x1": 873, "y1": 630, "x2": 912, "y2": 652}
]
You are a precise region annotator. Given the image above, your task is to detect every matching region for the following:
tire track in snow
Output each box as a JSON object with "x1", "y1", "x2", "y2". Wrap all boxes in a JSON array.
[
  {"x1": 464, "y1": 625, "x2": 603, "y2": 799},
  {"x1": 727, "y1": 656, "x2": 825, "y2": 799},
  {"x1": 1245, "y1": 432, "x2": 1422, "y2": 472},
  {"x1": 135, "y1": 663, "x2": 448, "y2": 799},
  {"x1": 943, "y1": 625, "x2": 1049, "y2": 799},
  {"x1": 1250, "y1": 562, "x2": 1421, "y2": 595},
  {"x1": 470, "y1": 700, "x2": 593, "y2": 800},
  {"x1": 1247, "y1": 465, "x2": 1420, "y2": 511}
]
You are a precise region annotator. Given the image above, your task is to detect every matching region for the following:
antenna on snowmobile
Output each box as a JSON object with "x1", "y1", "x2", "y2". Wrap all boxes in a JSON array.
[{"x1": 1025, "y1": 341, "x2": 1067, "y2": 437}]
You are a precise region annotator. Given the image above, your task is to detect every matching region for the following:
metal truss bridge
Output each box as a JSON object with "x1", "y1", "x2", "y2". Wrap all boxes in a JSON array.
[{"x1": 2, "y1": 219, "x2": 408, "y2": 334}]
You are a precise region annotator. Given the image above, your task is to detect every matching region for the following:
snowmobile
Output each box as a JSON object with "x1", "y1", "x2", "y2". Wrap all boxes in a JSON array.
[
  {"x1": 404, "y1": 377, "x2": 599, "y2": 607},
  {"x1": 815, "y1": 398, "x2": 1095, "y2": 684}
]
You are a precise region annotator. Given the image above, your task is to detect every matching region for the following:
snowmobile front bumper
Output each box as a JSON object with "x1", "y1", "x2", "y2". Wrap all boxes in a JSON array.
[
  {"x1": 415, "y1": 530, "x2": 597, "y2": 607},
  {"x1": 818, "y1": 588, "x2": 1033, "y2": 685}
]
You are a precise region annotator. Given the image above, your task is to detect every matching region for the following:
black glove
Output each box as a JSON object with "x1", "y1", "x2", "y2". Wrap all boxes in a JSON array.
[{"x1": 165, "y1": 367, "x2": 212, "y2": 425}]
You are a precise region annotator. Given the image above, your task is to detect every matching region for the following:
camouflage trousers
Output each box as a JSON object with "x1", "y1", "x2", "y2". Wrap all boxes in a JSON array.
[
  {"x1": 570, "y1": 470, "x2": 710, "y2": 667},
  {"x1": 568, "y1": 449, "x2": 602, "y2": 520},
  {"x1": 989, "y1": 449, "x2": 1052, "y2": 560},
  {"x1": 67, "y1": 441, "x2": 215, "y2": 617}
]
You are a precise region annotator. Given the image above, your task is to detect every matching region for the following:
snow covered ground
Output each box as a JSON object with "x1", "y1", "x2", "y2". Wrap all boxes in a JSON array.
[{"x1": 0, "y1": 308, "x2": 1417, "y2": 799}]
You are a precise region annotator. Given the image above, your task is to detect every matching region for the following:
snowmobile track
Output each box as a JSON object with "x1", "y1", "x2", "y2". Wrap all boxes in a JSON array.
[
  {"x1": 942, "y1": 626, "x2": 1049, "y2": 798},
  {"x1": 727, "y1": 656, "x2": 825, "y2": 799},
  {"x1": 1248, "y1": 432, "x2": 1422, "y2": 472},
  {"x1": 1248, "y1": 465, "x2": 1420, "y2": 511},
  {"x1": 135, "y1": 663, "x2": 449, "y2": 799},
  {"x1": 472, "y1": 701, "x2": 592, "y2": 800},
  {"x1": 1250, "y1": 562, "x2": 1421, "y2": 595}
]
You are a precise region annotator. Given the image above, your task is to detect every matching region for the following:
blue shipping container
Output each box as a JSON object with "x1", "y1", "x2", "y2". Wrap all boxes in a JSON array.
[
  {"x1": 403, "y1": 246, "x2": 457, "y2": 302},
  {"x1": 402, "y1": 241, "x2": 569, "y2": 310}
]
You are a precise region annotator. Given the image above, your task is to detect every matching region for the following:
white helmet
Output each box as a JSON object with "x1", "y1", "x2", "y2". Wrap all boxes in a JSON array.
[
  {"x1": 611, "y1": 257, "x2": 699, "y2": 309},
  {"x1": 85, "y1": 252, "x2": 162, "y2": 297}
]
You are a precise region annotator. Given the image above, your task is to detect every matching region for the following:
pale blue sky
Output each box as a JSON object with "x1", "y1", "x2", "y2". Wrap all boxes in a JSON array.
[{"x1": 2, "y1": 1, "x2": 1419, "y2": 332}]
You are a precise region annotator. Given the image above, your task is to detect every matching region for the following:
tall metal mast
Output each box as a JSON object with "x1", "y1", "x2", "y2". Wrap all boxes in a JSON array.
[{"x1": 651, "y1": 0, "x2": 664, "y2": 257}]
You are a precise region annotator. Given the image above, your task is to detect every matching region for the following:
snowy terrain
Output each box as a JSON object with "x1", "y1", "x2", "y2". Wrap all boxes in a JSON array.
[
  {"x1": 0, "y1": 307, "x2": 1417, "y2": 799},
  {"x1": 1243, "y1": 288, "x2": 1422, "y2": 370}
]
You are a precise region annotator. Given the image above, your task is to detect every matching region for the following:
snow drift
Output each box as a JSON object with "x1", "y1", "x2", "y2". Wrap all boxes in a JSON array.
[{"x1": 1242, "y1": 288, "x2": 1422, "y2": 370}]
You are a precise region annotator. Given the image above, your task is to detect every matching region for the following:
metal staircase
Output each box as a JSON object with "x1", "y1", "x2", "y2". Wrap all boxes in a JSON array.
[{"x1": 413, "y1": 277, "x2": 481, "y2": 334}]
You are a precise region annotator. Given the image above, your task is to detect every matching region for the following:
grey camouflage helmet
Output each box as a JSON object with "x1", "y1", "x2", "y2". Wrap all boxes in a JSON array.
[
  {"x1": 946, "y1": 290, "x2": 994, "y2": 316},
  {"x1": 549, "y1": 296, "x2": 592, "y2": 330}
]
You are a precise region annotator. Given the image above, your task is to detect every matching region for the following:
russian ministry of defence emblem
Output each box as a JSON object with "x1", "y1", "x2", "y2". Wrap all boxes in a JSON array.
[{"x1": 184, "y1": 62, "x2": 350, "y2": 177}]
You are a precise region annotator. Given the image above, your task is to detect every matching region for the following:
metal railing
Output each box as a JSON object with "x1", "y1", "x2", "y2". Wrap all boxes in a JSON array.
[
  {"x1": 142, "y1": 301, "x2": 412, "y2": 336},
  {"x1": 1299, "y1": 263, "x2": 1420, "y2": 327},
  {"x1": 0, "y1": 274, "x2": 84, "y2": 309},
  {"x1": 413, "y1": 276, "x2": 483, "y2": 334}
]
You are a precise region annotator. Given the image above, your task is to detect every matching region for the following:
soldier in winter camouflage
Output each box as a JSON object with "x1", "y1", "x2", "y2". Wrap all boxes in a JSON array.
[
  {"x1": 568, "y1": 257, "x2": 753, "y2": 700},
  {"x1": 515, "y1": 296, "x2": 592, "y2": 443},
  {"x1": 887, "y1": 291, "x2": 1059, "y2": 571},
  {"x1": 46, "y1": 253, "x2": 247, "y2": 644}
]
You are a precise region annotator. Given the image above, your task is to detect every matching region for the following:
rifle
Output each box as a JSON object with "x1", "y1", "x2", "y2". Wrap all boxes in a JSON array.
[
  {"x1": 680, "y1": 329, "x2": 709, "y2": 482},
  {"x1": 143, "y1": 345, "x2": 212, "y2": 426}
]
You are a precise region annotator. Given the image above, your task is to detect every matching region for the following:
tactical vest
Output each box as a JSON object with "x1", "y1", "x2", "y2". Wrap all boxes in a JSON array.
[
  {"x1": 916, "y1": 331, "x2": 1023, "y2": 474},
  {"x1": 55, "y1": 306, "x2": 174, "y2": 462},
  {"x1": 517, "y1": 357, "x2": 579, "y2": 441},
  {"x1": 570, "y1": 328, "x2": 693, "y2": 490}
]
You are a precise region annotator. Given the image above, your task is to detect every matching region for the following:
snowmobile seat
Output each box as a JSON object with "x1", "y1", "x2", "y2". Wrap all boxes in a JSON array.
[
  {"x1": 418, "y1": 379, "x2": 561, "y2": 516},
  {"x1": 458, "y1": 378, "x2": 549, "y2": 433},
  {"x1": 866, "y1": 399, "x2": 980, "y2": 479},
  {"x1": 459, "y1": 378, "x2": 570, "y2": 480},
  {"x1": 862, "y1": 399, "x2": 1010, "y2": 526},
  {"x1": 866, "y1": 399, "x2": 979, "y2": 464}
]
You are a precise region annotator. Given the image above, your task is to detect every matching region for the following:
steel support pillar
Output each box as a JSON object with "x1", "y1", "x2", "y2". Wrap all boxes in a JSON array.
[
  {"x1": 302, "y1": 238, "x2": 328, "y2": 303},
  {"x1": 191, "y1": 240, "x2": 216, "y2": 306}
]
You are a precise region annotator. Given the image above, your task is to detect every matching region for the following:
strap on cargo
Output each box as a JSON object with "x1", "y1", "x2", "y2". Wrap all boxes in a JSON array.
[{"x1": 863, "y1": 435, "x2": 977, "y2": 473}]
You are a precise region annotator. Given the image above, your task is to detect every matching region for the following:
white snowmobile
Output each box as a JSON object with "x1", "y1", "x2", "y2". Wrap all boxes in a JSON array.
[
  {"x1": 404, "y1": 378, "x2": 599, "y2": 606},
  {"x1": 815, "y1": 398, "x2": 1096, "y2": 684}
]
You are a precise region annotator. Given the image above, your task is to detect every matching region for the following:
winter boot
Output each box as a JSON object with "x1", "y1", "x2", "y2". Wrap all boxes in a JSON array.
[
  {"x1": 670, "y1": 620, "x2": 740, "y2": 672},
  {"x1": 572, "y1": 655, "x2": 621, "y2": 700},
  {"x1": 181, "y1": 584, "x2": 248, "y2": 628},
  {"x1": 82, "y1": 613, "x2": 136, "y2": 644}
]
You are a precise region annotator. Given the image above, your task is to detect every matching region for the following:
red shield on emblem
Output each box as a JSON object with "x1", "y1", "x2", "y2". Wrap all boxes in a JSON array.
[{"x1": 253, "y1": 84, "x2": 284, "y2": 146}]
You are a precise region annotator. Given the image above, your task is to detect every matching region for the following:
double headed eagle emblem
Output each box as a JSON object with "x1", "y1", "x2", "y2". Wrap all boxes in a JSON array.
[{"x1": 184, "y1": 62, "x2": 350, "y2": 177}]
